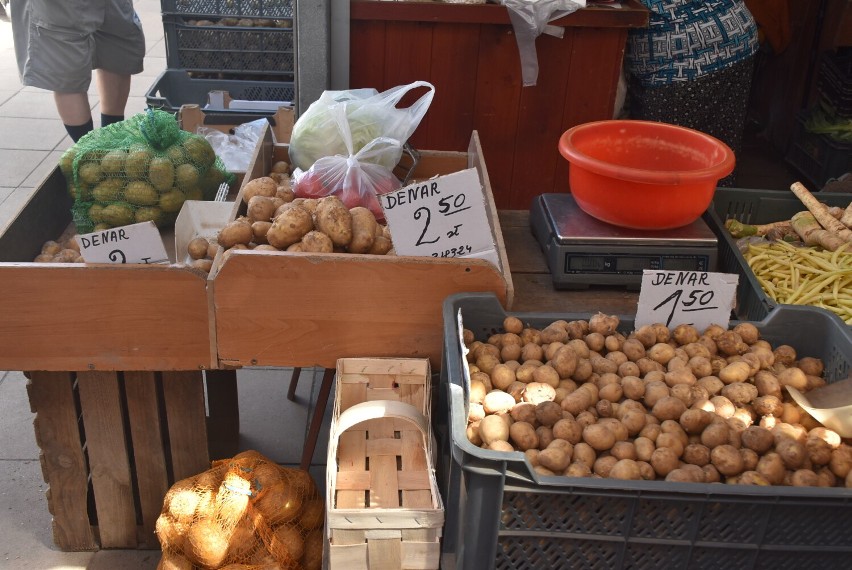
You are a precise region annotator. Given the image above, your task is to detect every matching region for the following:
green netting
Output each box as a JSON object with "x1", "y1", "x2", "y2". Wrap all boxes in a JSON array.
[{"x1": 60, "y1": 108, "x2": 235, "y2": 234}]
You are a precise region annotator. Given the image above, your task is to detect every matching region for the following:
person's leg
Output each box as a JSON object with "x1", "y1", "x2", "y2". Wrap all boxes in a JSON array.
[
  {"x1": 53, "y1": 92, "x2": 94, "y2": 142},
  {"x1": 93, "y1": 0, "x2": 145, "y2": 127},
  {"x1": 95, "y1": 68, "x2": 131, "y2": 126},
  {"x1": 11, "y1": 0, "x2": 95, "y2": 141}
]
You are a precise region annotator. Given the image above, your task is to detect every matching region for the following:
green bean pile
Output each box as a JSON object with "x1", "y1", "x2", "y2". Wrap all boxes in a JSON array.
[{"x1": 744, "y1": 240, "x2": 852, "y2": 324}]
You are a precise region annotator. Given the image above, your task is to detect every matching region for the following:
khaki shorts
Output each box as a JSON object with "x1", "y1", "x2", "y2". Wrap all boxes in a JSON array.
[{"x1": 13, "y1": 0, "x2": 146, "y2": 93}]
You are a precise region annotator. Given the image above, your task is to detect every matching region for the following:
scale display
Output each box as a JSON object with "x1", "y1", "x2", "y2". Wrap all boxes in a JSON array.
[
  {"x1": 530, "y1": 194, "x2": 718, "y2": 290},
  {"x1": 565, "y1": 253, "x2": 710, "y2": 274}
]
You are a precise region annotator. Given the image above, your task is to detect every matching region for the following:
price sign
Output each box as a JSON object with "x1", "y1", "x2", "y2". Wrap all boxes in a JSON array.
[
  {"x1": 76, "y1": 221, "x2": 169, "y2": 265},
  {"x1": 635, "y1": 270, "x2": 739, "y2": 331},
  {"x1": 379, "y1": 168, "x2": 499, "y2": 266}
]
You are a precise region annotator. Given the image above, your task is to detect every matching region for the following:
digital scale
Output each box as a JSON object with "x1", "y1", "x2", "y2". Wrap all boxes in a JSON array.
[{"x1": 530, "y1": 193, "x2": 718, "y2": 290}]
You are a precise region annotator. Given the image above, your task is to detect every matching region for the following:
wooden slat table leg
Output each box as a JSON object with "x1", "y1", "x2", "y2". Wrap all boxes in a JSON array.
[
  {"x1": 77, "y1": 370, "x2": 137, "y2": 548},
  {"x1": 27, "y1": 371, "x2": 98, "y2": 551},
  {"x1": 287, "y1": 367, "x2": 302, "y2": 402},
  {"x1": 162, "y1": 371, "x2": 210, "y2": 481},
  {"x1": 205, "y1": 369, "x2": 240, "y2": 460},
  {"x1": 124, "y1": 371, "x2": 170, "y2": 548},
  {"x1": 300, "y1": 368, "x2": 335, "y2": 470}
]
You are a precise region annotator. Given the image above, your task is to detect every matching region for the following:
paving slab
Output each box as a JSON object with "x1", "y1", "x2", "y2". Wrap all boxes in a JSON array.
[
  {"x1": 0, "y1": 371, "x2": 39, "y2": 460},
  {"x1": 0, "y1": 117, "x2": 68, "y2": 151}
]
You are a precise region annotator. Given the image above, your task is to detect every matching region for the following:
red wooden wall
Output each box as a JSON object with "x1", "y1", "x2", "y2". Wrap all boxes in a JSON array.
[{"x1": 350, "y1": 2, "x2": 648, "y2": 210}]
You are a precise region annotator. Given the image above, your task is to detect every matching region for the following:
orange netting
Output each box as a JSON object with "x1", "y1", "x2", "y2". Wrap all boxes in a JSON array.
[{"x1": 156, "y1": 450, "x2": 324, "y2": 570}]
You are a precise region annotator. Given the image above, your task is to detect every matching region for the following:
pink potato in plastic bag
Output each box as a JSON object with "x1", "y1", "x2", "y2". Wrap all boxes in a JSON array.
[{"x1": 293, "y1": 135, "x2": 402, "y2": 221}]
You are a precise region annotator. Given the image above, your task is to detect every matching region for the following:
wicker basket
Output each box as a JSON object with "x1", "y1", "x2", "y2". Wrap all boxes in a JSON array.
[{"x1": 326, "y1": 358, "x2": 444, "y2": 569}]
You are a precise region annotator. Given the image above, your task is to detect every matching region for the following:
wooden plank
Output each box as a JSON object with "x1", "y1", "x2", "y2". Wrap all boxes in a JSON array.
[
  {"x1": 0, "y1": 168, "x2": 73, "y2": 263},
  {"x1": 509, "y1": 30, "x2": 574, "y2": 209},
  {"x1": 383, "y1": 22, "x2": 435, "y2": 150},
  {"x1": 0, "y1": 264, "x2": 213, "y2": 371},
  {"x1": 468, "y1": 131, "x2": 514, "y2": 310},
  {"x1": 204, "y1": 369, "x2": 240, "y2": 460},
  {"x1": 401, "y1": 429, "x2": 432, "y2": 508},
  {"x1": 367, "y1": 538, "x2": 402, "y2": 570},
  {"x1": 350, "y1": 0, "x2": 649, "y2": 28},
  {"x1": 329, "y1": 542, "x2": 369, "y2": 569},
  {"x1": 124, "y1": 371, "x2": 170, "y2": 548},
  {"x1": 337, "y1": 431, "x2": 367, "y2": 509},
  {"x1": 350, "y1": 19, "x2": 387, "y2": 91},
  {"x1": 214, "y1": 252, "x2": 508, "y2": 369},
  {"x1": 161, "y1": 371, "x2": 210, "y2": 481},
  {"x1": 424, "y1": 23, "x2": 480, "y2": 151},
  {"x1": 368, "y1": 373, "x2": 400, "y2": 509},
  {"x1": 336, "y1": 470, "x2": 432, "y2": 491},
  {"x1": 77, "y1": 371, "x2": 137, "y2": 548},
  {"x1": 553, "y1": 27, "x2": 628, "y2": 195},
  {"x1": 501, "y1": 222, "x2": 551, "y2": 275},
  {"x1": 27, "y1": 371, "x2": 97, "y2": 550},
  {"x1": 400, "y1": 540, "x2": 440, "y2": 569},
  {"x1": 472, "y1": 23, "x2": 523, "y2": 205}
]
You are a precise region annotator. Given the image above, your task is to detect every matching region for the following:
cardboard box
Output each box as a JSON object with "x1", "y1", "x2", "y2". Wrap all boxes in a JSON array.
[{"x1": 174, "y1": 200, "x2": 235, "y2": 265}]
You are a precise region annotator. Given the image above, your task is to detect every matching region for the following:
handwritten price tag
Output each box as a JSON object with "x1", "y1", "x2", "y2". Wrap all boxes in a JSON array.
[
  {"x1": 635, "y1": 270, "x2": 739, "y2": 331},
  {"x1": 76, "y1": 221, "x2": 169, "y2": 265},
  {"x1": 379, "y1": 168, "x2": 499, "y2": 266}
]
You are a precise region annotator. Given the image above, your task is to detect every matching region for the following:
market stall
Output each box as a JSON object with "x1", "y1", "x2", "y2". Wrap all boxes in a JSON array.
[{"x1": 3, "y1": 2, "x2": 852, "y2": 567}]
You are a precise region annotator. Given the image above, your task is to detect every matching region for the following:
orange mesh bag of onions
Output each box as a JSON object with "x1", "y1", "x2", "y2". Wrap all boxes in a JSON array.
[{"x1": 155, "y1": 450, "x2": 324, "y2": 570}]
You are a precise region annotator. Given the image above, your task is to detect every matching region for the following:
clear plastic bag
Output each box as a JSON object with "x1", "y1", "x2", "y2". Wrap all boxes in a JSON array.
[
  {"x1": 293, "y1": 104, "x2": 401, "y2": 221},
  {"x1": 197, "y1": 118, "x2": 267, "y2": 173},
  {"x1": 288, "y1": 81, "x2": 435, "y2": 171},
  {"x1": 502, "y1": 0, "x2": 585, "y2": 86}
]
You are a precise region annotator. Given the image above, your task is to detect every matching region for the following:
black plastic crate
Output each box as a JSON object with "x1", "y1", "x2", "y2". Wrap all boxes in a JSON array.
[
  {"x1": 436, "y1": 292, "x2": 852, "y2": 570},
  {"x1": 163, "y1": 14, "x2": 294, "y2": 78},
  {"x1": 161, "y1": 0, "x2": 293, "y2": 18},
  {"x1": 706, "y1": 187, "x2": 852, "y2": 322},
  {"x1": 817, "y1": 52, "x2": 852, "y2": 118},
  {"x1": 145, "y1": 69, "x2": 295, "y2": 115},
  {"x1": 786, "y1": 112, "x2": 852, "y2": 189}
]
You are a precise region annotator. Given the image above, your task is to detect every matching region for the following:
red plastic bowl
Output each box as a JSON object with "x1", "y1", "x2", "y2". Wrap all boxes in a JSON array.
[{"x1": 558, "y1": 120, "x2": 735, "y2": 230}]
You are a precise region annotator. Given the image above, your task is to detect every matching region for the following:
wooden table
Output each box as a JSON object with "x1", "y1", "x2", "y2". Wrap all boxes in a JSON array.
[{"x1": 499, "y1": 209, "x2": 640, "y2": 314}]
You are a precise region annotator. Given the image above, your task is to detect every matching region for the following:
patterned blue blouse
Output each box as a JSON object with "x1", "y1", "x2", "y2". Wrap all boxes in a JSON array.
[{"x1": 626, "y1": 0, "x2": 759, "y2": 86}]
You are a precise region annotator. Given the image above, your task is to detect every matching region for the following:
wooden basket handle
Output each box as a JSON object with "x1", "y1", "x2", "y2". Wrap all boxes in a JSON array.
[{"x1": 327, "y1": 400, "x2": 430, "y2": 491}]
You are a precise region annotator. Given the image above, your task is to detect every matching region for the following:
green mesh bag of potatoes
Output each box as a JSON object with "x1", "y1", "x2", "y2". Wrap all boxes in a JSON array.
[{"x1": 61, "y1": 108, "x2": 234, "y2": 234}]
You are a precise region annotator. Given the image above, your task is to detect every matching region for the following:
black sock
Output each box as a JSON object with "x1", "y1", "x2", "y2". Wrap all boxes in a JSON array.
[
  {"x1": 64, "y1": 119, "x2": 94, "y2": 142},
  {"x1": 101, "y1": 113, "x2": 124, "y2": 128}
]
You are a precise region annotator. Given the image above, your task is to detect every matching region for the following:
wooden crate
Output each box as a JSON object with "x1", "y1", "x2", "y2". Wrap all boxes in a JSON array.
[
  {"x1": 213, "y1": 129, "x2": 514, "y2": 369},
  {"x1": 0, "y1": 122, "x2": 251, "y2": 549},
  {"x1": 27, "y1": 369, "x2": 211, "y2": 550},
  {"x1": 326, "y1": 358, "x2": 443, "y2": 570}
]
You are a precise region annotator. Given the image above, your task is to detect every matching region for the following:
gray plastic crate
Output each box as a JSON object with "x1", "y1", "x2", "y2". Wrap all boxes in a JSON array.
[
  {"x1": 163, "y1": 14, "x2": 294, "y2": 78},
  {"x1": 817, "y1": 52, "x2": 852, "y2": 119},
  {"x1": 785, "y1": 111, "x2": 852, "y2": 189},
  {"x1": 145, "y1": 69, "x2": 294, "y2": 116},
  {"x1": 436, "y1": 292, "x2": 852, "y2": 570},
  {"x1": 161, "y1": 0, "x2": 293, "y2": 18},
  {"x1": 705, "y1": 187, "x2": 852, "y2": 322}
]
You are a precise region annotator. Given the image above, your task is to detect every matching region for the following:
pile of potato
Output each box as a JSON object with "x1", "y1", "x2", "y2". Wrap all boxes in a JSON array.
[
  {"x1": 186, "y1": 17, "x2": 292, "y2": 28},
  {"x1": 464, "y1": 314, "x2": 852, "y2": 487},
  {"x1": 215, "y1": 162, "x2": 393, "y2": 257},
  {"x1": 32, "y1": 237, "x2": 82, "y2": 263},
  {"x1": 61, "y1": 133, "x2": 225, "y2": 231}
]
